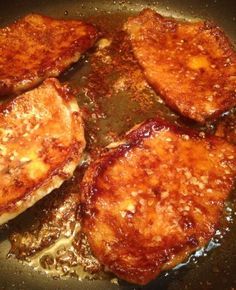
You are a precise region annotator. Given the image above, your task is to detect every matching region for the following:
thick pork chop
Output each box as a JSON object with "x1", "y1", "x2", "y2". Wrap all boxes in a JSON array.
[
  {"x1": 124, "y1": 9, "x2": 236, "y2": 123},
  {"x1": 0, "y1": 14, "x2": 98, "y2": 96},
  {"x1": 0, "y1": 78, "x2": 85, "y2": 225},
  {"x1": 81, "y1": 118, "x2": 235, "y2": 285}
]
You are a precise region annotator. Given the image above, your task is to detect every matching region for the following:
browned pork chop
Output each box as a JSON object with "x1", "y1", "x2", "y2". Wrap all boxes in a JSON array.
[
  {"x1": 0, "y1": 14, "x2": 98, "y2": 96},
  {"x1": 124, "y1": 9, "x2": 236, "y2": 123},
  {"x1": 0, "y1": 78, "x2": 85, "y2": 225},
  {"x1": 81, "y1": 118, "x2": 236, "y2": 285}
]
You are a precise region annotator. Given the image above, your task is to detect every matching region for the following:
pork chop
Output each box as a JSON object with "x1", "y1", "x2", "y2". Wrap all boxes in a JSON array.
[
  {"x1": 0, "y1": 14, "x2": 98, "y2": 96},
  {"x1": 81, "y1": 118, "x2": 235, "y2": 285},
  {"x1": 124, "y1": 9, "x2": 236, "y2": 123},
  {"x1": 0, "y1": 78, "x2": 85, "y2": 225}
]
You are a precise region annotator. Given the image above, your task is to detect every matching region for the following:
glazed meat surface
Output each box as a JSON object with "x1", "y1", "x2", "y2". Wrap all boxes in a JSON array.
[
  {"x1": 0, "y1": 14, "x2": 98, "y2": 96},
  {"x1": 0, "y1": 78, "x2": 85, "y2": 225},
  {"x1": 81, "y1": 118, "x2": 236, "y2": 285},
  {"x1": 124, "y1": 9, "x2": 236, "y2": 123}
]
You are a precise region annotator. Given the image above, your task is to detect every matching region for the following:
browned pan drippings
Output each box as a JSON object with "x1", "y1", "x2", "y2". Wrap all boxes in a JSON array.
[{"x1": 0, "y1": 4, "x2": 235, "y2": 290}]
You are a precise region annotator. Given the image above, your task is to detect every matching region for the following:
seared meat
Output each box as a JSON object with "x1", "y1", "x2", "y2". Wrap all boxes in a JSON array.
[
  {"x1": 0, "y1": 14, "x2": 98, "y2": 96},
  {"x1": 124, "y1": 9, "x2": 236, "y2": 123},
  {"x1": 81, "y1": 118, "x2": 235, "y2": 285},
  {"x1": 0, "y1": 78, "x2": 85, "y2": 225}
]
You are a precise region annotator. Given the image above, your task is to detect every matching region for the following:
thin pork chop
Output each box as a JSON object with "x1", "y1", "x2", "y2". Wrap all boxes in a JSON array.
[
  {"x1": 0, "y1": 14, "x2": 98, "y2": 96},
  {"x1": 81, "y1": 118, "x2": 235, "y2": 285},
  {"x1": 0, "y1": 78, "x2": 85, "y2": 225},
  {"x1": 124, "y1": 9, "x2": 236, "y2": 123}
]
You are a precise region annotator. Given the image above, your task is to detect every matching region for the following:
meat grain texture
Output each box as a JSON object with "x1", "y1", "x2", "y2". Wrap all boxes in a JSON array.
[
  {"x1": 0, "y1": 78, "x2": 85, "y2": 225},
  {"x1": 124, "y1": 9, "x2": 236, "y2": 123},
  {"x1": 81, "y1": 118, "x2": 236, "y2": 285},
  {"x1": 0, "y1": 14, "x2": 98, "y2": 96}
]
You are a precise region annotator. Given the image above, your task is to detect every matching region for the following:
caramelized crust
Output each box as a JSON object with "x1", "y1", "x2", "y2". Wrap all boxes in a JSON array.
[
  {"x1": 0, "y1": 14, "x2": 98, "y2": 96},
  {"x1": 124, "y1": 9, "x2": 236, "y2": 123},
  {"x1": 81, "y1": 118, "x2": 235, "y2": 285},
  {"x1": 0, "y1": 78, "x2": 85, "y2": 225}
]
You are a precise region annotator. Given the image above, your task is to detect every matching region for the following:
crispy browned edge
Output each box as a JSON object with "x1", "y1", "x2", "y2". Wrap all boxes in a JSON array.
[
  {"x1": 0, "y1": 14, "x2": 100, "y2": 96},
  {"x1": 81, "y1": 116, "x2": 234, "y2": 218},
  {"x1": 0, "y1": 78, "x2": 86, "y2": 220},
  {"x1": 124, "y1": 9, "x2": 236, "y2": 123}
]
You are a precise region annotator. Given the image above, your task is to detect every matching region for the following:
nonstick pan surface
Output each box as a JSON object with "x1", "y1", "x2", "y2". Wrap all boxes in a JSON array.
[{"x1": 0, "y1": 1, "x2": 236, "y2": 290}]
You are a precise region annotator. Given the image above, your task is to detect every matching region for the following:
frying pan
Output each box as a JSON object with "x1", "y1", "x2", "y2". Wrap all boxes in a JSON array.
[{"x1": 0, "y1": 0, "x2": 236, "y2": 289}]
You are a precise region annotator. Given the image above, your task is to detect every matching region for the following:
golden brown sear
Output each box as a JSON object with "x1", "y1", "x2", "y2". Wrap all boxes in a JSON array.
[
  {"x1": 124, "y1": 9, "x2": 236, "y2": 123},
  {"x1": 0, "y1": 14, "x2": 98, "y2": 96},
  {"x1": 81, "y1": 118, "x2": 236, "y2": 285},
  {"x1": 0, "y1": 78, "x2": 85, "y2": 225}
]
